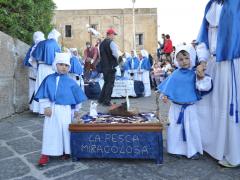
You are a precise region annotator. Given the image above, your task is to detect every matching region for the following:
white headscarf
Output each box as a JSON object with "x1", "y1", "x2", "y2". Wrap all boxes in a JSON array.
[
  {"x1": 174, "y1": 44, "x2": 196, "y2": 69},
  {"x1": 52, "y1": 52, "x2": 71, "y2": 73},
  {"x1": 29, "y1": 31, "x2": 45, "y2": 67},
  {"x1": 48, "y1": 29, "x2": 61, "y2": 42},
  {"x1": 33, "y1": 31, "x2": 45, "y2": 44},
  {"x1": 69, "y1": 48, "x2": 78, "y2": 57},
  {"x1": 140, "y1": 49, "x2": 149, "y2": 58}
]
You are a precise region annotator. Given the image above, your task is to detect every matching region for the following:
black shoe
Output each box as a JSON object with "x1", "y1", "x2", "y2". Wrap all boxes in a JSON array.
[{"x1": 190, "y1": 153, "x2": 201, "y2": 160}]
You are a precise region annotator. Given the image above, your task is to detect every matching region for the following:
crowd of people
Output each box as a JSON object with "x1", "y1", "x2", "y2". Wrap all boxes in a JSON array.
[{"x1": 22, "y1": 0, "x2": 240, "y2": 169}]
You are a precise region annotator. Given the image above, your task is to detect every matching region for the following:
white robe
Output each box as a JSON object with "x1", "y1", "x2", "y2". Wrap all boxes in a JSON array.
[
  {"x1": 32, "y1": 63, "x2": 54, "y2": 114},
  {"x1": 27, "y1": 44, "x2": 39, "y2": 111},
  {"x1": 41, "y1": 76, "x2": 79, "y2": 156},
  {"x1": 167, "y1": 76, "x2": 212, "y2": 158},
  {"x1": 196, "y1": 2, "x2": 240, "y2": 166},
  {"x1": 69, "y1": 73, "x2": 84, "y2": 109},
  {"x1": 28, "y1": 67, "x2": 37, "y2": 111}
]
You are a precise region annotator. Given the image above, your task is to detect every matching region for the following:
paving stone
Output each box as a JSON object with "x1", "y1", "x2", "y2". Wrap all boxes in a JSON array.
[
  {"x1": 25, "y1": 151, "x2": 74, "y2": 170},
  {"x1": 55, "y1": 164, "x2": 168, "y2": 180},
  {"x1": 22, "y1": 124, "x2": 43, "y2": 133},
  {"x1": 32, "y1": 130, "x2": 43, "y2": 141},
  {"x1": 0, "y1": 121, "x2": 13, "y2": 129},
  {"x1": 10, "y1": 119, "x2": 38, "y2": 127},
  {"x1": 0, "y1": 146, "x2": 14, "y2": 160},
  {"x1": 180, "y1": 159, "x2": 216, "y2": 177},
  {"x1": 7, "y1": 136, "x2": 41, "y2": 154},
  {"x1": 219, "y1": 166, "x2": 240, "y2": 178},
  {"x1": 15, "y1": 176, "x2": 39, "y2": 180},
  {"x1": 0, "y1": 157, "x2": 30, "y2": 180},
  {"x1": 43, "y1": 164, "x2": 75, "y2": 178},
  {"x1": 55, "y1": 171, "x2": 105, "y2": 180},
  {"x1": 43, "y1": 163, "x2": 88, "y2": 178},
  {"x1": 203, "y1": 172, "x2": 237, "y2": 180},
  {"x1": 0, "y1": 126, "x2": 27, "y2": 140}
]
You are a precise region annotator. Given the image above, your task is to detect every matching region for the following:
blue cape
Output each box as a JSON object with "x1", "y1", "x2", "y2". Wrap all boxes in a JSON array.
[
  {"x1": 70, "y1": 56, "x2": 83, "y2": 75},
  {"x1": 31, "y1": 39, "x2": 61, "y2": 65},
  {"x1": 139, "y1": 57, "x2": 151, "y2": 70},
  {"x1": 34, "y1": 73, "x2": 87, "y2": 105},
  {"x1": 197, "y1": 0, "x2": 240, "y2": 61},
  {"x1": 23, "y1": 44, "x2": 34, "y2": 67},
  {"x1": 158, "y1": 69, "x2": 201, "y2": 103},
  {"x1": 124, "y1": 57, "x2": 139, "y2": 70}
]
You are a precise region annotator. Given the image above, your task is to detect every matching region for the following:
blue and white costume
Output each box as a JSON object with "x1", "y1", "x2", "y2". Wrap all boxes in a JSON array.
[
  {"x1": 31, "y1": 29, "x2": 61, "y2": 114},
  {"x1": 137, "y1": 50, "x2": 151, "y2": 97},
  {"x1": 158, "y1": 45, "x2": 212, "y2": 158},
  {"x1": 196, "y1": 0, "x2": 240, "y2": 166},
  {"x1": 23, "y1": 31, "x2": 45, "y2": 111},
  {"x1": 34, "y1": 53, "x2": 87, "y2": 156},
  {"x1": 69, "y1": 48, "x2": 84, "y2": 91},
  {"x1": 123, "y1": 50, "x2": 139, "y2": 80}
]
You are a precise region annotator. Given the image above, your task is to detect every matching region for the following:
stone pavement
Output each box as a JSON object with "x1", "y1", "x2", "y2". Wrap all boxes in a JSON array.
[{"x1": 0, "y1": 93, "x2": 240, "y2": 180}]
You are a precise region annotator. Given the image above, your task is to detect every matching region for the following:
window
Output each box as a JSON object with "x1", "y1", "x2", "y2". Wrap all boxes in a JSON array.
[
  {"x1": 65, "y1": 25, "x2": 72, "y2": 37},
  {"x1": 90, "y1": 24, "x2": 98, "y2": 30},
  {"x1": 136, "y1": 33, "x2": 144, "y2": 46}
]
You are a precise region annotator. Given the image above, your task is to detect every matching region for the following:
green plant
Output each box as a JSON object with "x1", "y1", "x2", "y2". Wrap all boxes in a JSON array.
[{"x1": 0, "y1": 0, "x2": 56, "y2": 44}]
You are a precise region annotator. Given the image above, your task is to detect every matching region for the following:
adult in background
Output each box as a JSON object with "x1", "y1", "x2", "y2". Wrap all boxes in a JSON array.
[
  {"x1": 196, "y1": 0, "x2": 240, "y2": 167},
  {"x1": 163, "y1": 34, "x2": 173, "y2": 63},
  {"x1": 31, "y1": 29, "x2": 61, "y2": 114},
  {"x1": 83, "y1": 41, "x2": 99, "y2": 81},
  {"x1": 98, "y1": 28, "x2": 119, "y2": 106},
  {"x1": 23, "y1": 31, "x2": 45, "y2": 111}
]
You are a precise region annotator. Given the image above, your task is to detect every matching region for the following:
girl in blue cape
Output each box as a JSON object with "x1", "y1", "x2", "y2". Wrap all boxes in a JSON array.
[
  {"x1": 123, "y1": 50, "x2": 139, "y2": 80},
  {"x1": 34, "y1": 53, "x2": 87, "y2": 166},
  {"x1": 158, "y1": 45, "x2": 212, "y2": 159},
  {"x1": 137, "y1": 50, "x2": 152, "y2": 97},
  {"x1": 69, "y1": 48, "x2": 84, "y2": 92},
  {"x1": 196, "y1": 0, "x2": 240, "y2": 167},
  {"x1": 23, "y1": 31, "x2": 45, "y2": 111}
]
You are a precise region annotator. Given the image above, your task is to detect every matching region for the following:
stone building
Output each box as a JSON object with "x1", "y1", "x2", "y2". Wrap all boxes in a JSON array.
[{"x1": 53, "y1": 8, "x2": 158, "y2": 57}]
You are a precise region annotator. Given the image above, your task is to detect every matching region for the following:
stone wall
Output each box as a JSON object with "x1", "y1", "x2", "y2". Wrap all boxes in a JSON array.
[{"x1": 0, "y1": 31, "x2": 29, "y2": 119}]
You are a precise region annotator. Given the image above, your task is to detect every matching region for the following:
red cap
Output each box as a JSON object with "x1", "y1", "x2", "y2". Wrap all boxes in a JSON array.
[{"x1": 106, "y1": 28, "x2": 117, "y2": 35}]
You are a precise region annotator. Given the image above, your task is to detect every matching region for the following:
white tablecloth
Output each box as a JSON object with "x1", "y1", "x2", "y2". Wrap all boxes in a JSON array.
[{"x1": 98, "y1": 79, "x2": 137, "y2": 97}]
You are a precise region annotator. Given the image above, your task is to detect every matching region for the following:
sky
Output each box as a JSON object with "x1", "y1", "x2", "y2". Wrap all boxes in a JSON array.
[{"x1": 53, "y1": 0, "x2": 209, "y2": 45}]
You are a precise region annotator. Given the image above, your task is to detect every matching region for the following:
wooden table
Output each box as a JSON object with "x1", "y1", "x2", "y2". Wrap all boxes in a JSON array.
[{"x1": 69, "y1": 123, "x2": 163, "y2": 164}]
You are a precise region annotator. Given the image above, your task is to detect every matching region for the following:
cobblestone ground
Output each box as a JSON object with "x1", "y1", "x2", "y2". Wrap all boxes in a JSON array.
[{"x1": 1, "y1": 92, "x2": 240, "y2": 180}]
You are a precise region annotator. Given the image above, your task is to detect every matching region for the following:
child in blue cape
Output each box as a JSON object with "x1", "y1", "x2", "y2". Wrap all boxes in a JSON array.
[
  {"x1": 34, "y1": 52, "x2": 87, "y2": 166},
  {"x1": 137, "y1": 50, "x2": 152, "y2": 97},
  {"x1": 69, "y1": 48, "x2": 84, "y2": 90},
  {"x1": 123, "y1": 50, "x2": 139, "y2": 80},
  {"x1": 158, "y1": 45, "x2": 212, "y2": 159}
]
